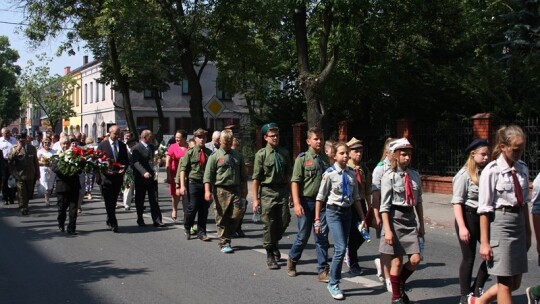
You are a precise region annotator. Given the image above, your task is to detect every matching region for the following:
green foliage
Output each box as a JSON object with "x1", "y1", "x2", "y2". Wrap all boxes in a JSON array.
[
  {"x1": 18, "y1": 56, "x2": 77, "y2": 131},
  {"x1": 0, "y1": 36, "x2": 22, "y2": 127}
]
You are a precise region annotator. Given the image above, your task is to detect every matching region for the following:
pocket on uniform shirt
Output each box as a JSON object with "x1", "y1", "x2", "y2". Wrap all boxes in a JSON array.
[
  {"x1": 495, "y1": 182, "x2": 513, "y2": 201},
  {"x1": 489, "y1": 240, "x2": 500, "y2": 248}
]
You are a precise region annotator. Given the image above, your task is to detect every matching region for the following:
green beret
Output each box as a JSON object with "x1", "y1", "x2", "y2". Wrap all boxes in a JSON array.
[{"x1": 261, "y1": 123, "x2": 278, "y2": 135}]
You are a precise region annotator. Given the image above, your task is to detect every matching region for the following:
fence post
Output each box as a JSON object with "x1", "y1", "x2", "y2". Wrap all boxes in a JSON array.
[
  {"x1": 338, "y1": 120, "x2": 349, "y2": 142},
  {"x1": 292, "y1": 122, "x2": 307, "y2": 159},
  {"x1": 396, "y1": 118, "x2": 413, "y2": 139},
  {"x1": 472, "y1": 113, "x2": 492, "y2": 139}
]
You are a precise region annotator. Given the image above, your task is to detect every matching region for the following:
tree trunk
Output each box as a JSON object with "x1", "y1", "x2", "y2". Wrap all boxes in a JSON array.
[
  {"x1": 180, "y1": 48, "x2": 206, "y2": 131},
  {"x1": 303, "y1": 82, "x2": 324, "y2": 128},
  {"x1": 107, "y1": 35, "x2": 137, "y2": 137},
  {"x1": 153, "y1": 87, "x2": 165, "y2": 144}
]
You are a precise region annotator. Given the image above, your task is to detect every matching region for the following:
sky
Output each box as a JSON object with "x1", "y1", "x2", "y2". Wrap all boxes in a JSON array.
[{"x1": 0, "y1": 1, "x2": 92, "y2": 76}]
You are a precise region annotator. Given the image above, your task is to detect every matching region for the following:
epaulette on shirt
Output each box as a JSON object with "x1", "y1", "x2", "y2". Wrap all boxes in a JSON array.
[
  {"x1": 376, "y1": 161, "x2": 384, "y2": 167},
  {"x1": 517, "y1": 160, "x2": 528, "y2": 168},
  {"x1": 324, "y1": 166, "x2": 335, "y2": 174},
  {"x1": 297, "y1": 152, "x2": 306, "y2": 158}
]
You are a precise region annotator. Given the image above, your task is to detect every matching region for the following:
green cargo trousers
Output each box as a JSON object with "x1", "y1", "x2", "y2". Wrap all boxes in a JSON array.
[{"x1": 260, "y1": 185, "x2": 291, "y2": 249}]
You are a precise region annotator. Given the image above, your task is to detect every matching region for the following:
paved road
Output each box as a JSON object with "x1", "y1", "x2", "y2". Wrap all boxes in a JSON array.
[{"x1": 0, "y1": 180, "x2": 538, "y2": 304}]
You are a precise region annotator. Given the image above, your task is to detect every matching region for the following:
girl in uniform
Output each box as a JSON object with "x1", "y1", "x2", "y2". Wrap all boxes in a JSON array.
[
  {"x1": 452, "y1": 139, "x2": 490, "y2": 304},
  {"x1": 379, "y1": 138, "x2": 425, "y2": 304},
  {"x1": 315, "y1": 142, "x2": 365, "y2": 301},
  {"x1": 469, "y1": 125, "x2": 532, "y2": 304}
]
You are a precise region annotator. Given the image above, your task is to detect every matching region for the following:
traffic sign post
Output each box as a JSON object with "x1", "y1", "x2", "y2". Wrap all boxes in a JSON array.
[{"x1": 205, "y1": 96, "x2": 225, "y2": 130}]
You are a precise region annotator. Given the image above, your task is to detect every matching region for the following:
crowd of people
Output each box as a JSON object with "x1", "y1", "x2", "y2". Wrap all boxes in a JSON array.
[{"x1": 0, "y1": 123, "x2": 539, "y2": 303}]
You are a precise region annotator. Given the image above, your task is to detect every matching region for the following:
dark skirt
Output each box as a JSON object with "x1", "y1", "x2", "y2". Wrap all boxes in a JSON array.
[{"x1": 379, "y1": 207, "x2": 420, "y2": 256}]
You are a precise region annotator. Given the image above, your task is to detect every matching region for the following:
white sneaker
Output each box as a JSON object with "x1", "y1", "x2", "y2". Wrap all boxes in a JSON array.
[
  {"x1": 386, "y1": 278, "x2": 392, "y2": 293},
  {"x1": 374, "y1": 258, "x2": 384, "y2": 282}
]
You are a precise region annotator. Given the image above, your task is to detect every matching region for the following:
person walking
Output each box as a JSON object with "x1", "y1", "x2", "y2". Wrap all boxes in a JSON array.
[
  {"x1": 9, "y1": 131, "x2": 39, "y2": 215},
  {"x1": 314, "y1": 142, "x2": 365, "y2": 300},
  {"x1": 122, "y1": 138, "x2": 138, "y2": 211},
  {"x1": 203, "y1": 130, "x2": 248, "y2": 252},
  {"x1": 1, "y1": 128, "x2": 17, "y2": 205},
  {"x1": 176, "y1": 128, "x2": 213, "y2": 240},
  {"x1": 166, "y1": 130, "x2": 188, "y2": 221},
  {"x1": 132, "y1": 130, "x2": 163, "y2": 227},
  {"x1": 452, "y1": 139, "x2": 491, "y2": 304},
  {"x1": 252, "y1": 123, "x2": 291, "y2": 270},
  {"x1": 287, "y1": 127, "x2": 330, "y2": 282},
  {"x1": 97, "y1": 125, "x2": 129, "y2": 233},
  {"x1": 37, "y1": 137, "x2": 56, "y2": 206},
  {"x1": 469, "y1": 125, "x2": 532, "y2": 304},
  {"x1": 525, "y1": 172, "x2": 540, "y2": 304},
  {"x1": 379, "y1": 138, "x2": 425, "y2": 304}
]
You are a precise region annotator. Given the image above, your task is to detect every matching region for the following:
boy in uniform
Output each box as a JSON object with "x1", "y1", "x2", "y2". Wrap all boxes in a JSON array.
[
  {"x1": 287, "y1": 127, "x2": 330, "y2": 282},
  {"x1": 252, "y1": 123, "x2": 291, "y2": 269}
]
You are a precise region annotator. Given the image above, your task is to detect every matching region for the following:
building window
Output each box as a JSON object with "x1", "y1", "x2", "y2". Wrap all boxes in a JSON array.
[
  {"x1": 95, "y1": 81, "x2": 99, "y2": 102},
  {"x1": 216, "y1": 85, "x2": 232, "y2": 101},
  {"x1": 89, "y1": 82, "x2": 93, "y2": 103},
  {"x1": 143, "y1": 89, "x2": 162, "y2": 99},
  {"x1": 102, "y1": 83, "x2": 106, "y2": 101},
  {"x1": 76, "y1": 87, "x2": 80, "y2": 106},
  {"x1": 181, "y1": 80, "x2": 190, "y2": 95},
  {"x1": 175, "y1": 117, "x2": 192, "y2": 133},
  {"x1": 84, "y1": 84, "x2": 88, "y2": 104}
]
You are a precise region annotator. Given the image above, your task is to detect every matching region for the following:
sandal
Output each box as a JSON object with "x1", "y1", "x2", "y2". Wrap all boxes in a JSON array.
[
  {"x1": 77, "y1": 208, "x2": 82, "y2": 214},
  {"x1": 171, "y1": 210, "x2": 177, "y2": 221}
]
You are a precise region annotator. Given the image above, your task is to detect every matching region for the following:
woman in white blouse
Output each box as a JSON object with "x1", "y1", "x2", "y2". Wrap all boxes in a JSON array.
[{"x1": 37, "y1": 137, "x2": 56, "y2": 206}]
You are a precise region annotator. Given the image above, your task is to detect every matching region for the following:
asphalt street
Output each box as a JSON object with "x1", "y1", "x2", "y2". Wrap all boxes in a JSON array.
[{"x1": 0, "y1": 179, "x2": 538, "y2": 304}]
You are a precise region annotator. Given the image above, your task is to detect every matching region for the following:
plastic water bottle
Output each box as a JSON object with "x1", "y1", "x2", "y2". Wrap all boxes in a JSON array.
[
  {"x1": 358, "y1": 221, "x2": 371, "y2": 243},
  {"x1": 252, "y1": 206, "x2": 262, "y2": 223},
  {"x1": 419, "y1": 236, "x2": 425, "y2": 261}
]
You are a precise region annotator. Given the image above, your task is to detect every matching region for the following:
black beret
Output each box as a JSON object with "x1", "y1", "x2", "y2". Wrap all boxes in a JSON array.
[{"x1": 465, "y1": 138, "x2": 489, "y2": 154}]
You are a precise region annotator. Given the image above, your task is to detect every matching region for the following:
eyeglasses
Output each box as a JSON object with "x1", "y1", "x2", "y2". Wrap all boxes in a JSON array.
[{"x1": 266, "y1": 134, "x2": 279, "y2": 138}]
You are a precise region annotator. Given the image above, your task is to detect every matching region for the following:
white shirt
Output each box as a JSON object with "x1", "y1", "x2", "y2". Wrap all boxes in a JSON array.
[
  {"x1": 531, "y1": 173, "x2": 540, "y2": 215},
  {"x1": 0, "y1": 136, "x2": 16, "y2": 159},
  {"x1": 477, "y1": 154, "x2": 529, "y2": 214}
]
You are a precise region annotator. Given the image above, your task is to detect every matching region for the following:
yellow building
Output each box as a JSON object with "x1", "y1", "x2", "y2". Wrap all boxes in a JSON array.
[{"x1": 63, "y1": 67, "x2": 82, "y2": 135}]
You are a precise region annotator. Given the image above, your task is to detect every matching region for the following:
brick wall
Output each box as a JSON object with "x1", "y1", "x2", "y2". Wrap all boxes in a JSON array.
[{"x1": 421, "y1": 175, "x2": 453, "y2": 194}]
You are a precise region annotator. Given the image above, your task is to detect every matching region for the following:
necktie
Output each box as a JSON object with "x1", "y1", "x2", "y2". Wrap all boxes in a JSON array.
[
  {"x1": 273, "y1": 149, "x2": 281, "y2": 173},
  {"x1": 404, "y1": 172, "x2": 415, "y2": 206},
  {"x1": 355, "y1": 168, "x2": 362, "y2": 187},
  {"x1": 112, "y1": 141, "x2": 118, "y2": 161},
  {"x1": 511, "y1": 168, "x2": 524, "y2": 206},
  {"x1": 199, "y1": 149, "x2": 206, "y2": 167},
  {"x1": 228, "y1": 152, "x2": 236, "y2": 168},
  {"x1": 341, "y1": 169, "x2": 351, "y2": 203}
]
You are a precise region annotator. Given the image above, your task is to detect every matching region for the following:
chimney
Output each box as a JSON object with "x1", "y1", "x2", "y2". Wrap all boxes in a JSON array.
[
  {"x1": 64, "y1": 66, "x2": 71, "y2": 75},
  {"x1": 83, "y1": 55, "x2": 88, "y2": 65}
]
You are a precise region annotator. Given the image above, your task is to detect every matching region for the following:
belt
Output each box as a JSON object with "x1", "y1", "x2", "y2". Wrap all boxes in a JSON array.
[
  {"x1": 188, "y1": 179, "x2": 203, "y2": 184},
  {"x1": 495, "y1": 206, "x2": 522, "y2": 213},
  {"x1": 392, "y1": 205, "x2": 414, "y2": 213},
  {"x1": 327, "y1": 204, "x2": 350, "y2": 211},
  {"x1": 464, "y1": 205, "x2": 478, "y2": 214}
]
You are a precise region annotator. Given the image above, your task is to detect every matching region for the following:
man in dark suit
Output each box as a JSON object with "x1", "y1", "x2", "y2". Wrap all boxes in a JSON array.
[
  {"x1": 131, "y1": 129, "x2": 163, "y2": 227},
  {"x1": 97, "y1": 125, "x2": 129, "y2": 233}
]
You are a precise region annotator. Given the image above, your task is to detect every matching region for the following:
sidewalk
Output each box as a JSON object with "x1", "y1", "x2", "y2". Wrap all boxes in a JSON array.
[{"x1": 422, "y1": 192, "x2": 454, "y2": 228}]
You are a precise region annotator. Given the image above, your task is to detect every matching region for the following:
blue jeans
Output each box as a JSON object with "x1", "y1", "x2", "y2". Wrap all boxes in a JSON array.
[
  {"x1": 326, "y1": 206, "x2": 352, "y2": 285},
  {"x1": 288, "y1": 198, "x2": 329, "y2": 272}
]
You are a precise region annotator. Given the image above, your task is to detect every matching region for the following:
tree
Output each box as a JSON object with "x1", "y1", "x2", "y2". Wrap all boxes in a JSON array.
[
  {"x1": 0, "y1": 36, "x2": 22, "y2": 127},
  {"x1": 18, "y1": 57, "x2": 76, "y2": 132}
]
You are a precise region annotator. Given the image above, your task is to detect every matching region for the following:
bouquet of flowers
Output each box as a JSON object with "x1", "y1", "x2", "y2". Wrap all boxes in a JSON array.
[
  {"x1": 153, "y1": 144, "x2": 168, "y2": 181},
  {"x1": 41, "y1": 156, "x2": 51, "y2": 167},
  {"x1": 51, "y1": 146, "x2": 120, "y2": 176},
  {"x1": 121, "y1": 166, "x2": 134, "y2": 192}
]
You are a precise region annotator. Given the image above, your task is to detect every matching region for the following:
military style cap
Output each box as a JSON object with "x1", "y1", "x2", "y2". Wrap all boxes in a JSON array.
[
  {"x1": 261, "y1": 123, "x2": 278, "y2": 135},
  {"x1": 15, "y1": 130, "x2": 27, "y2": 140},
  {"x1": 464, "y1": 138, "x2": 489, "y2": 154},
  {"x1": 389, "y1": 138, "x2": 413, "y2": 153},
  {"x1": 193, "y1": 128, "x2": 208, "y2": 137},
  {"x1": 346, "y1": 137, "x2": 363, "y2": 149}
]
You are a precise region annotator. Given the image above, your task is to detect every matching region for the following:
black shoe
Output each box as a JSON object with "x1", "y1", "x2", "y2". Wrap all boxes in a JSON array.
[
  {"x1": 21, "y1": 210, "x2": 29, "y2": 216},
  {"x1": 236, "y1": 229, "x2": 246, "y2": 238},
  {"x1": 106, "y1": 221, "x2": 112, "y2": 228},
  {"x1": 266, "y1": 249, "x2": 279, "y2": 270},
  {"x1": 273, "y1": 246, "x2": 281, "y2": 261},
  {"x1": 3, "y1": 201, "x2": 8, "y2": 205},
  {"x1": 67, "y1": 230, "x2": 78, "y2": 235},
  {"x1": 153, "y1": 221, "x2": 165, "y2": 227},
  {"x1": 137, "y1": 219, "x2": 146, "y2": 227},
  {"x1": 401, "y1": 291, "x2": 410, "y2": 304},
  {"x1": 184, "y1": 231, "x2": 191, "y2": 240},
  {"x1": 112, "y1": 226, "x2": 119, "y2": 233},
  {"x1": 58, "y1": 226, "x2": 65, "y2": 232}
]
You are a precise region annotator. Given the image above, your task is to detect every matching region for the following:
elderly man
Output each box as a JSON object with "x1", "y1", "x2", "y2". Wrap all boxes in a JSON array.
[
  {"x1": 1, "y1": 128, "x2": 17, "y2": 205},
  {"x1": 9, "y1": 131, "x2": 39, "y2": 215},
  {"x1": 205, "y1": 130, "x2": 221, "y2": 152}
]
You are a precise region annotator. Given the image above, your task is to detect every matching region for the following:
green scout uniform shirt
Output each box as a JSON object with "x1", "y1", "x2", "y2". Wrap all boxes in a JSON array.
[
  {"x1": 203, "y1": 148, "x2": 246, "y2": 186},
  {"x1": 176, "y1": 145, "x2": 212, "y2": 183},
  {"x1": 291, "y1": 147, "x2": 329, "y2": 199},
  {"x1": 252, "y1": 144, "x2": 291, "y2": 186},
  {"x1": 347, "y1": 159, "x2": 372, "y2": 199}
]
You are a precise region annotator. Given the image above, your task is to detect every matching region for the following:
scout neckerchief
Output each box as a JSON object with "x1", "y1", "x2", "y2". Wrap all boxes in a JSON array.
[
  {"x1": 511, "y1": 167, "x2": 524, "y2": 206},
  {"x1": 404, "y1": 171, "x2": 415, "y2": 206}
]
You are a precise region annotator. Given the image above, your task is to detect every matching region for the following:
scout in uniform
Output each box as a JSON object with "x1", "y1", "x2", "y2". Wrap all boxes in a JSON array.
[
  {"x1": 9, "y1": 131, "x2": 39, "y2": 215},
  {"x1": 176, "y1": 128, "x2": 213, "y2": 240},
  {"x1": 345, "y1": 137, "x2": 373, "y2": 276},
  {"x1": 203, "y1": 129, "x2": 248, "y2": 253},
  {"x1": 287, "y1": 127, "x2": 330, "y2": 282},
  {"x1": 379, "y1": 138, "x2": 425, "y2": 304},
  {"x1": 252, "y1": 123, "x2": 291, "y2": 269},
  {"x1": 314, "y1": 142, "x2": 365, "y2": 300}
]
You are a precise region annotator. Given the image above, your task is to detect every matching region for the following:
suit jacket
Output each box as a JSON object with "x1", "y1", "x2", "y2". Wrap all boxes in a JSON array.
[
  {"x1": 97, "y1": 140, "x2": 129, "y2": 186},
  {"x1": 131, "y1": 142, "x2": 156, "y2": 185},
  {"x1": 9, "y1": 144, "x2": 39, "y2": 181},
  {"x1": 51, "y1": 156, "x2": 80, "y2": 193}
]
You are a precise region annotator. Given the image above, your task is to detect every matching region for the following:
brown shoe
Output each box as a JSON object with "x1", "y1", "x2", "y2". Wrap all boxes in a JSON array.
[
  {"x1": 318, "y1": 266, "x2": 330, "y2": 283},
  {"x1": 286, "y1": 258, "x2": 297, "y2": 277}
]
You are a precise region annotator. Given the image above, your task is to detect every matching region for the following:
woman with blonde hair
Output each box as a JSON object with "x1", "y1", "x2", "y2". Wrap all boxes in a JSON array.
[
  {"x1": 37, "y1": 137, "x2": 56, "y2": 206},
  {"x1": 452, "y1": 139, "x2": 490, "y2": 304}
]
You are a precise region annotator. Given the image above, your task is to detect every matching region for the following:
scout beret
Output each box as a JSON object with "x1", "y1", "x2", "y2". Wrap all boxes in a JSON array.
[
  {"x1": 193, "y1": 128, "x2": 208, "y2": 137},
  {"x1": 389, "y1": 138, "x2": 413, "y2": 153},
  {"x1": 261, "y1": 123, "x2": 279, "y2": 135},
  {"x1": 346, "y1": 137, "x2": 363, "y2": 149},
  {"x1": 464, "y1": 138, "x2": 489, "y2": 154}
]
